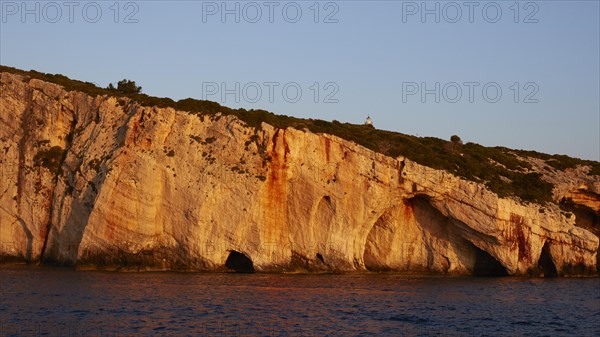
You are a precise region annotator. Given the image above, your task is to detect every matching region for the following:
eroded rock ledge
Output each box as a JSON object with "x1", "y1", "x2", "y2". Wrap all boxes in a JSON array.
[{"x1": 1, "y1": 72, "x2": 598, "y2": 276}]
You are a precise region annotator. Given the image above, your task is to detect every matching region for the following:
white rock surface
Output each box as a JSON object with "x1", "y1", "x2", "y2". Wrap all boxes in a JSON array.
[{"x1": 1, "y1": 72, "x2": 598, "y2": 275}]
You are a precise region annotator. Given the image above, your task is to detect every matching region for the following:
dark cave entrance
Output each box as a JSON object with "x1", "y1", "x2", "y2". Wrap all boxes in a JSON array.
[
  {"x1": 472, "y1": 246, "x2": 509, "y2": 277},
  {"x1": 538, "y1": 242, "x2": 558, "y2": 277},
  {"x1": 225, "y1": 250, "x2": 255, "y2": 273}
]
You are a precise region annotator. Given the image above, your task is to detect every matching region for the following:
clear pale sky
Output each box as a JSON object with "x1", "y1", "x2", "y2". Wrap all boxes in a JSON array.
[{"x1": 1, "y1": 1, "x2": 598, "y2": 160}]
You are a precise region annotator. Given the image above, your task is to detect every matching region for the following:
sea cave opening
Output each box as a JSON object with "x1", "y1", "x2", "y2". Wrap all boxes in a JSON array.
[
  {"x1": 472, "y1": 246, "x2": 509, "y2": 277},
  {"x1": 538, "y1": 242, "x2": 558, "y2": 277},
  {"x1": 363, "y1": 209, "x2": 395, "y2": 272},
  {"x1": 225, "y1": 250, "x2": 255, "y2": 273}
]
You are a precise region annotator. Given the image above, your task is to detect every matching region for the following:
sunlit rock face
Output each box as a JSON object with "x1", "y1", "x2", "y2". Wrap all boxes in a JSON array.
[{"x1": 1, "y1": 72, "x2": 598, "y2": 276}]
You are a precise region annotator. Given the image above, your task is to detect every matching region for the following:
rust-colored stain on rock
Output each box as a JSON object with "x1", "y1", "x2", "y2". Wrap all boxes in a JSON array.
[{"x1": 510, "y1": 213, "x2": 530, "y2": 263}]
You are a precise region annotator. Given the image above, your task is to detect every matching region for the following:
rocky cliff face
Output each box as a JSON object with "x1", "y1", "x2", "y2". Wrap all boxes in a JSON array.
[{"x1": 1, "y1": 72, "x2": 599, "y2": 276}]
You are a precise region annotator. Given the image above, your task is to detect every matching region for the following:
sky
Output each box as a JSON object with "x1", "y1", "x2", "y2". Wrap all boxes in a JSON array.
[{"x1": 1, "y1": 0, "x2": 598, "y2": 160}]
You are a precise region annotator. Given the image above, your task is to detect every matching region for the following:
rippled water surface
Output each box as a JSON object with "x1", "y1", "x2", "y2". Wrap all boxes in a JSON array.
[{"x1": 1, "y1": 265, "x2": 599, "y2": 336}]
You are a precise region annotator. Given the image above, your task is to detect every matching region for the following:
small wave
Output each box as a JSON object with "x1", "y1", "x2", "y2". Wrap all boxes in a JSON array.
[
  {"x1": 513, "y1": 320, "x2": 533, "y2": 326},
  {"x1": 386, "y1": 314, "x2": 429, "y2": 324}
]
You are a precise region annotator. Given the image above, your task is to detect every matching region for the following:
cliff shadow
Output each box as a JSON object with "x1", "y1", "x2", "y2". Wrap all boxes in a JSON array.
[
  {"x1": 559, "y1": 198, "x2": 599, "y2": 273},
  {"x1": 537, "y1": 241, "x2": 558, "y2": 277},
  {"x1": 17, "y1": 217, "x2": 33, "y2": 263},
  {"x1": 560, "y1": 198, "x2": 599, "y2": 236},
  {"x1": 43, "y1": 166, "x2": 107, "y2": 266},
  {"x1": 470, "y1": 244, "x2": 509, "y2": 276},
  {"x1": 363, "y1": 206, "x2": 398, "y2": 272},
  {"x1": 0, "y1": 212, "x2": 33, "y2": 263}
]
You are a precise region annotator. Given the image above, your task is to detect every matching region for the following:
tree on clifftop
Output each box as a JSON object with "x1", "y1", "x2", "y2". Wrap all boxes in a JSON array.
[
  {"x1": 107, "y1": 79, "x2": 142, "y2": 94},
  {"x1": 450, "y1": 135, "x2": 463, "y2": 145},
  {"x1": 445, "y1": 134, "x2": 463, "y2": 154}
]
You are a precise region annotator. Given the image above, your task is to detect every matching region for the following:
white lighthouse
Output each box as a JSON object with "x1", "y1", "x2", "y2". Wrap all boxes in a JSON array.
[{"x1": 365, "y1": 116, "x2": 373, "y2": 126}]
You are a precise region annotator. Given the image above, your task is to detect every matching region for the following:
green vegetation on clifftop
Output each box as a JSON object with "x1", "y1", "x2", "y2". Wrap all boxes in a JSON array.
[{"x1": 2, "y1": 65, "x2": 598, "y2": 205}]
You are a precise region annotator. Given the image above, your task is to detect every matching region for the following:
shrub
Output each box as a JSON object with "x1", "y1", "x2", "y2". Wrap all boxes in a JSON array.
[{"x1": 108, "y1": 79, "x2": 142, "y2": 95}]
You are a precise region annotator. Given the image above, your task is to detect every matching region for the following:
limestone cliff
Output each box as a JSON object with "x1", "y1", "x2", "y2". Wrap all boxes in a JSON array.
[{"x1": 1, "y1": 71, "x2": 599, "y2": 276}]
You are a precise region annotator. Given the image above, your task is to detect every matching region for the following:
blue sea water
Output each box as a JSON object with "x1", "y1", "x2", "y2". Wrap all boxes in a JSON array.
[{"x1": 1, "y1": 265, "x2": 599, "y2": 336}]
